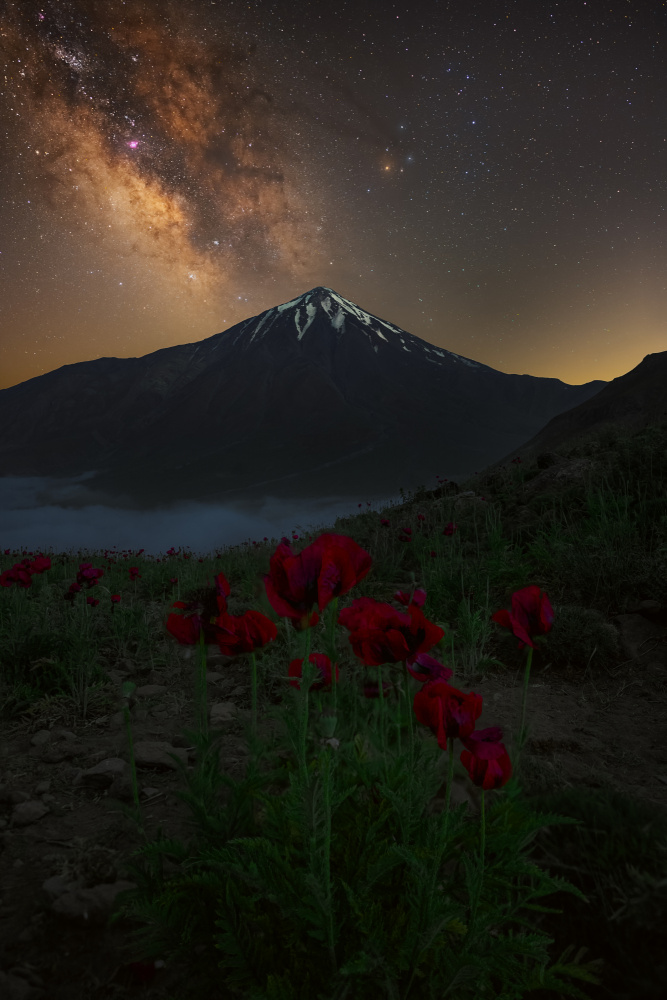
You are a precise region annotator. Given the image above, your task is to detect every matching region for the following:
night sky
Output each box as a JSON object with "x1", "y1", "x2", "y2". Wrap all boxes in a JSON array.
[{"x1": 1, "y1": 0, "x2": 665, "y2": 395}]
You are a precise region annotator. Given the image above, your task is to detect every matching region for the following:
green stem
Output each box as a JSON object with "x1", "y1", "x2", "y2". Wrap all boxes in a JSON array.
[
  {"x1": 402, "y1": 734, "x2": 455, "y2": 1000},
  {"x1": 121, "y1": 697, "x2": 145, "y2": 838},
  {"x1": 403, "y1": 662, "x2": 415, "y2": 777},
  {"x1": 320, "y1": 742, "x2": 337, "y2": 975},
  {"x1": 402, "y1": 662, "x2": 414, "y2": 782},
  {"x1": 427, "y1": 736, "x2": 455, "y2": 909},
  {"x1": 326, "y1": 596, "x2": 339, "y2": 719},
  {"x1": 466, "y1": 789, "x2": 486, "y2": 938},
  {"x1": 377, "y1": 664, "x2": 389, "y2": 784},
  {"x1": 250, "y1": 650, "x2": 258, "y2": 743},
  {"x1": 297, "y1": 625, "x2": 312, "y2": 791},
  {"x1": 197, "y1": 627, "x2": 208, "y2": 740},
  {"x1": 514, "y1": 646, "x2": 534, "y2": 776}
]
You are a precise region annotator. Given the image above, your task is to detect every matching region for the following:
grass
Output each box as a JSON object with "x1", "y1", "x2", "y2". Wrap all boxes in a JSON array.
[{"x1": 1, "y1": 418, "x2": 667, "y2": 999}]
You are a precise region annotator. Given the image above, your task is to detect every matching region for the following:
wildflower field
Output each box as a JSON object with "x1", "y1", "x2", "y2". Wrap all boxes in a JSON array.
[{"x1": 1, "y1": 420, "x2": 666, "y2": 999}]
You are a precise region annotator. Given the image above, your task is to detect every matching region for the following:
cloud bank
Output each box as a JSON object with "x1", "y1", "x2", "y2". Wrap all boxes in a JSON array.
[{"x1": 0, "y1": 472, "x2": 409, "y2": 561}]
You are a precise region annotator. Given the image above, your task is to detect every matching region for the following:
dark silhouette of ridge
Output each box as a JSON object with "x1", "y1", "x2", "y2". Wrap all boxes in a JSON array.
[{"x1": 478, "y1": 350, "x2": 667, "y2": 476}]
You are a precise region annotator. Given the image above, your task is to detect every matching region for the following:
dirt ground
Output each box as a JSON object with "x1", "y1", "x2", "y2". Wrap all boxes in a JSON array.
[{"x1": 1, "y1": 608, "x2": 666, "y2": 999}]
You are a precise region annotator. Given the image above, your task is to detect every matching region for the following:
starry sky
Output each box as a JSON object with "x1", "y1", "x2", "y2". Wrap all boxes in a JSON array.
[{"x1": 1, "y1": 0, "x2": 665, "y2": 394}]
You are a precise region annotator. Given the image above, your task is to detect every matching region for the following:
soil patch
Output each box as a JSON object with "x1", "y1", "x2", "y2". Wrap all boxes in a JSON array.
[{"x1": 2, "y1": 594, "x2": 667, "y2": 998}]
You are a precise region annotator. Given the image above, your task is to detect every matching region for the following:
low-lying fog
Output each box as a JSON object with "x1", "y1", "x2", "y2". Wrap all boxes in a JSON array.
[{"x1": 0, "y1": 471, "x2": 422, "y2": 561}]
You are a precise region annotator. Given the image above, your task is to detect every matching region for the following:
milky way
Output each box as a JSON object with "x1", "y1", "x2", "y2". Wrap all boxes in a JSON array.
[
  {"x1": 1, "y1": 0, "x2": 665, "y2": 392},
  {"x1": 1, "y1": 0, "x2": 330, "y2": 314}
]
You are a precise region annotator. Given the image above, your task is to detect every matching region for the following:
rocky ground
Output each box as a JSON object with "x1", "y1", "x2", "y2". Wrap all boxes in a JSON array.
[{"x1": 1, "y1": 589, "x2": 666, "y2": 998}]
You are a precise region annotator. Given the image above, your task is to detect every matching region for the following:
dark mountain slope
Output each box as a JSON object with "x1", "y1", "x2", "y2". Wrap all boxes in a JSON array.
[{"x1": 0, "y1": 286, "x2": 607, "y2": 508}]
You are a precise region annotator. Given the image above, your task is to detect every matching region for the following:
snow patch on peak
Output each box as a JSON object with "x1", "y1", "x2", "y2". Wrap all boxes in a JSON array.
[
  {"x1": 294, "y1": 300, "x2": 318, "y2": 339},
  {"x1": 247, "y1": 287, "x2": 487, "y2": 371},
  {"x1": 324, "y1": 290, "x2": 408, "y2": 343},
  {"x1": 276, "y1": 293, "x2": 307, "y2": 314},
  {"x1": 290, "y1": 287, "x2": 346, "y2": 340},
  {"x1": 447, "y1": 352, "x2": 485, "y2": 368},
  {"x1": 274, "y1": 286, "x2": 332, "y2": 320},
  {"x1": 285, "y1": 286, "x2": 395, "y2": 342}
]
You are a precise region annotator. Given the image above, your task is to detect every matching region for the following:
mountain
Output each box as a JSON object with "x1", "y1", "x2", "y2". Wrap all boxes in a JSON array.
[
  {"x1": 477, "y1": 350, "x2": 667, "y2": 476},
  {"x1": 0, "y1": 286, "x2": 607, "y2": 510}
]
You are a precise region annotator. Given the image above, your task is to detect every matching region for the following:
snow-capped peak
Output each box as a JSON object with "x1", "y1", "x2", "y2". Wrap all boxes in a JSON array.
[
  {"x1": 274, "y1": 285, "x2": 418, "y2": 343},
  {"x1": 221, "y1": 285, "x2": 488, "y2": 374}
]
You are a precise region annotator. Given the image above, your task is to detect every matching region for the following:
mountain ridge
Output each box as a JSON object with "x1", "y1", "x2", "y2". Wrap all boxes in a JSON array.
[
  {"x1": 0, "y1": 286, "x2": 613, "y2": 509},
  {"x1": 476, "y1": 349, "x2": 667, "y2": 476}
]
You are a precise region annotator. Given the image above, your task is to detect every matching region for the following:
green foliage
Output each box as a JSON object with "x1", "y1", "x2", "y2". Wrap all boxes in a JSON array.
[
  {"x1": 538, "y1": 603, "x2": 621, "y2": 673},
  {"x1": 504, "y1": 781, "x2": 667, "y2": 999},
  {"x1": 107, "y1": 728, "x2": 601, "y2": 999},
  {"x1": 3, "y1": 418, "x2": 667, "y2": 998},
  {"x1": 514, "y1": 783, "x2": 667, "y2": 927}
]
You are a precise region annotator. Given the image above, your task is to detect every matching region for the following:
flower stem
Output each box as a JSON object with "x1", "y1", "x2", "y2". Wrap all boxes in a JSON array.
[
  {"x1": 326, "y1": 596, "x2": 339, "y2": 718},
  {"x1": 514, "y1": 646, "x2": 534, "y2": 777},
  {"x1": 196, "y1": 627, "x2": 208, "y2": 740},
  {"x1": 466, "y1": 789, "x2": 486, "y2": 937},
  {"x1": 428, "y1": 735, "x2": 455, "y2": 902},
  {"x1": 402, "y1": 662, "x2": 415, "y2": 782},
  {"x1": 250, "y1": 650, "x2": 258, "y2": 742},
  {"x1": 402, "y1": 733, "x2": 456, "y2": 1000},
  {"x1": 376, "y1": 664, "x2": 391, "y2": 786},
  {"x1": 297, "y1": 625, "x2": 312, "y2": 791},
  {"x1": 121, "y1": 682, "x2": 145, "y2": 839},
  {"x1": 320, "y1": 742, "x2": 338, "y2": 975}
]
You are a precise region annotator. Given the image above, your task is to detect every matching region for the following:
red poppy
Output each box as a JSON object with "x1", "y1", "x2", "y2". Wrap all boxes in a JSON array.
[
  {"x1": 491, "y1": 585, "x2": 554, "y2": 650},
  {"x1": 211, "y1": 608, "x2": 279, "y2": 656},
  {"x1": 412, "y1": 679, "x2": 484, "y2": 751},
  {"x1": 460, "y1": 726, "x2": 512, "y2": 790},
  {"x1": 287, "y1": 653, "x2": 340, "y2": 692},
  {"x1": 262, "y1": 533, "x2": 373, "y2": 631},
  {"x1": 338, "y1": 598, "x2": 445, "y2": 668},
  {"x1": 405, "y1": 651, "x2": 453, "y2": 686},
  {"x1": 0, "y1": 554, "x2": 50, "y2": 588}
]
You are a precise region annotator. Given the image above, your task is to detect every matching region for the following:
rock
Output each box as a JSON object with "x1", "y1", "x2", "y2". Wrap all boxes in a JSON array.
[
  {"x1": 0, "y1": 968, "x2": 45, "y2": 1000},
  {"x1": 73, "y1": 756, "x2": 128, "y2": 789},
  {"x1": 49, "y1": 879, "x2": 138, "y2": 925},
  {"x1": 7, "y1": 801, "x2": 50, "y2": 828},
  {"x1": 120, "y1": 741, "x2": 188, "y2": 771}
]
